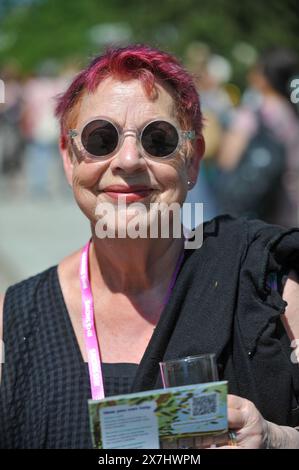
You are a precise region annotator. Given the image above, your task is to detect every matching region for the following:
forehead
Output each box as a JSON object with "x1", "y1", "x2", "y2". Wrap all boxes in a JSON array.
[{"x1": 76, "y1": 77, "x2": 176, "y2": 127}]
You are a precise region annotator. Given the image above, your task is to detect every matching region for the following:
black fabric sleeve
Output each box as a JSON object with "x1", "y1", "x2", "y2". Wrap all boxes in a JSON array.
[
  {"x1": 238, "y1": 218, "x2": 299, "y2": 426},
  {"x1": 245, "y1": 218, "x2": 299, "y2": 297}
]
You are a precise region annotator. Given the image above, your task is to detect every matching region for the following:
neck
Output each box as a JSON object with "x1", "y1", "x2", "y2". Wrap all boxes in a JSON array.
[{"x1": 88, "y1": 230, "x2": 184, "y2": 295}]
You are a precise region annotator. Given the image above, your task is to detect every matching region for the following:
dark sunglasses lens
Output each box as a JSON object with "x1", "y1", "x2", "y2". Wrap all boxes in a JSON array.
[
  {"x1": 81, "y1": 120, "x2": 118, "y2": 156},
  {"x1": 142, "y1": 121, "x2": 179, "y2": 157}
]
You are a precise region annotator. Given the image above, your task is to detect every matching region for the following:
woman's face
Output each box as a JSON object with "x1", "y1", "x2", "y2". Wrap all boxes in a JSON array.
[{"x1": 61, "y1": 77, "x2": 201, "y2": 233}]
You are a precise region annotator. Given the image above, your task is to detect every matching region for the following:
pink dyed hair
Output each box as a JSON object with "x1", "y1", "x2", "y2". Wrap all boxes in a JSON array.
[{"x1": 55, "y1": 44, "x2": 203, "y2": 151}]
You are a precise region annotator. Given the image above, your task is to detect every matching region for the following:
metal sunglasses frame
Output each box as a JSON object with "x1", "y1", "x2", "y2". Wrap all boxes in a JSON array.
[{"x1": 68, "y1": 116, "x2": 196, "y2": 161}]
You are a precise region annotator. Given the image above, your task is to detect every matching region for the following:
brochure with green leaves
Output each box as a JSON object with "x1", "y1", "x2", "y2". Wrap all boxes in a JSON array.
[{"x1": 88, "y1": 380, "x2": 228, "y2": 449}]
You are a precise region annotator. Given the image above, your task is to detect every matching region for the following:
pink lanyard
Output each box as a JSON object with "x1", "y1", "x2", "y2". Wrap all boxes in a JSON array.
[{"x1": 80, "y1": 240, "x2": 184, "y2": 400}]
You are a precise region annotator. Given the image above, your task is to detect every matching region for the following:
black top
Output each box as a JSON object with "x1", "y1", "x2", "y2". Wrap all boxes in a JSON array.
[
  {"x1": 1, "y1": 215, "x2": 299, "y2": 448},
  {"x1": 0, "y1": 265, "x2": 139, "y2": 449},
  {"x1": 101, "y1": 363, "x2": 138, "y2": 397}
]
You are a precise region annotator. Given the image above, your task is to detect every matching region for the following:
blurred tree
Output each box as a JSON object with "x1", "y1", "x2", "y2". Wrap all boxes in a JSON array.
[{"x1": 0, "y1": 0, "x2": 298, "y2": 84}]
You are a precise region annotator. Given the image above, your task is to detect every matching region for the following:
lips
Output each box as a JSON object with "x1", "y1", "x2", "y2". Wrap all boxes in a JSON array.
[{"x1": 102, "y1": 185, "x2": 154, "y2": 202}]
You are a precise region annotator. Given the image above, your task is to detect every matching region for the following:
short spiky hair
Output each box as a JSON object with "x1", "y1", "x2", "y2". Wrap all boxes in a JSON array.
[{"x1": 55, "y1": 44, "x2": 202, "y2": 150}]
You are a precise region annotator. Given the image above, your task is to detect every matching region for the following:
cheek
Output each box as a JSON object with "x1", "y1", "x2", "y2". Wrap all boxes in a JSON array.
[
  {"x1": 152, "y1": 157, "x2": 188, "y2": 191},
  {"x1": 72, "y1": 161, "x2": 106, "y2": 189},
  {"x1": 71, "y1": 162, "x2": 107, "y2": 223},
  {"x1": 71, "y1": 171, "x2": 99, "y2": 224}
]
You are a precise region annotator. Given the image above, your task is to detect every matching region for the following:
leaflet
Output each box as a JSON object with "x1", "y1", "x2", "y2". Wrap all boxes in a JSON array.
[{"x1": 88, "y1": 380, "x2": 228, "y2": 449}]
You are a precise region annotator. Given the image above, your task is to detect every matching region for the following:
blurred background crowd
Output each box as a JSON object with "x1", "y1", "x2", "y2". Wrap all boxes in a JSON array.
[{"x1": 0, "y1": 0, "x2": 299, "y2": 289}]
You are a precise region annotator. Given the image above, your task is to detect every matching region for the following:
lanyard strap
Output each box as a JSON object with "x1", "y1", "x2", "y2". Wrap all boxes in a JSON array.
[
  {"x1": 80, "y1": 240, "x2": 105, "y2": 400},
  {"x1": 80, "y1": 240, "x2": 185, "y2": 400}
]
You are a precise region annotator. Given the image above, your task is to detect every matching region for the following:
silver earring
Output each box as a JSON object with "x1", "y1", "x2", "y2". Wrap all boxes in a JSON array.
[{"x1": 187, "y1": 180, "x2": 193, "y2": 188}]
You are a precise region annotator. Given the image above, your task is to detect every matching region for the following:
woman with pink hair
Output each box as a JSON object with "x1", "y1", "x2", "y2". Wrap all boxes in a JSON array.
[{"x1": 1, "y1": 45, "x2": 299, "y2": 449}]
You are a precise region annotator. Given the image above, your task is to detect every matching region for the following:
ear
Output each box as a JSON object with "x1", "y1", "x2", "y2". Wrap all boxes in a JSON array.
[
  {"x1": 59, "y1": 135, "x2": 74, "y2": 187},
  {"x1": 187, "y1": 135, "x2": 205, "y2": 189}
]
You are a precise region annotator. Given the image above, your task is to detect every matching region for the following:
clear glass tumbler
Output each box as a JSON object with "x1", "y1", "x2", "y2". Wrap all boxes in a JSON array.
[
  {"x1": 159, "y1": 354, "x2": 219, "y2": 387},
  {"x1": 159, "y1": 354, "x2": 229, "y2": 449}
]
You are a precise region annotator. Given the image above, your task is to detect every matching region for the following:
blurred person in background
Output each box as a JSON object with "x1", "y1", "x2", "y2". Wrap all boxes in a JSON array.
[
  {"x1": 0, "y1": 64, "x2": 25, "y2": 198},
  {"x1": 185, "y1": 43, "x2": 232, "y2": 223},
  {"x1": 21, "y1": 62, "x2": 68, "y2": 198},
  {"x1": 216, "y1": 47, "x2": 299, "y2": 226}
]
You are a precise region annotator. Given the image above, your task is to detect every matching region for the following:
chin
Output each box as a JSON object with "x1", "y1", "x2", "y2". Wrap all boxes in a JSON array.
[{"x1": 94, "y1": 207, "x2": 151, "y2": 240}]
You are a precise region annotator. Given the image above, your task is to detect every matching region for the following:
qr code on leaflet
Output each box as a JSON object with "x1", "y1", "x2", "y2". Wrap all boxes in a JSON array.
[{"x1": 192, "y1": 393, "x2": 218, "y2": 418}]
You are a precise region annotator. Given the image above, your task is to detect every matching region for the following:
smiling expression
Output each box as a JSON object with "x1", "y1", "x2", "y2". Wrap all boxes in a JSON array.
[{"x1": 61, "y1": 77, "x2": 201, "y2": 228}]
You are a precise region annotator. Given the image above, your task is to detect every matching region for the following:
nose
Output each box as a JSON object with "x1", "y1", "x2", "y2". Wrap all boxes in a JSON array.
[{"x1": 109, "y1": 132, "x2": 146, "y2": 174}]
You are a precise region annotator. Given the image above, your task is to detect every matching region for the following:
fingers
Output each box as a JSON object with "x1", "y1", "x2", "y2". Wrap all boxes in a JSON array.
[
  {"x1": 225, "y1": 395, "x2": 265, "y2": 449},
  {"x1": 228, "y1": 408, "x2": 245, "y2": 429},
  {"x1": 227, "y1": 394, "x2": 245, "y2": 409},
  {"x1": 227, "y1": 395, "x2": 250, "y2": 431}
]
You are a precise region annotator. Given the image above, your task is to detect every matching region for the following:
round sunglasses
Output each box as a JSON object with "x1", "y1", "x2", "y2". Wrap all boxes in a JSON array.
[{"x1": 68, "y1": 117, "x2": 196, "y2": 160}]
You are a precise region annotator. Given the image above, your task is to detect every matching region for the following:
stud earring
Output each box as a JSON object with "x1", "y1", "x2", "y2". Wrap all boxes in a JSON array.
[{"x1": 187, "y1": 180, "x2": 193, "y2": 188}]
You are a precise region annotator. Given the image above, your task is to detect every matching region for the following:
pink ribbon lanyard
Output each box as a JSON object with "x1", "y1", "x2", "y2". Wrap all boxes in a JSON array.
[
  {"x1": 80, "y1": 240, "x2": 185, "y2": 400},
  {"x1": 80, "y1": 240, "x2": 105, "y2": 400}
]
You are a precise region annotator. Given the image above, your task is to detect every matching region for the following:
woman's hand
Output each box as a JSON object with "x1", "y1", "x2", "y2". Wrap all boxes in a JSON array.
[
  {"x1": 220, "y1": 394, "x2": 299, "y2": 449},
  {"x1": 225, "y1": 394, "x2": 267, "y2": 448}
]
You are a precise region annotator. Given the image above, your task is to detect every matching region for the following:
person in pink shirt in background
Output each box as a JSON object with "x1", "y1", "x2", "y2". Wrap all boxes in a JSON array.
[{"x1": 21, "y1": 65, "x2": 69, "y2": 198}]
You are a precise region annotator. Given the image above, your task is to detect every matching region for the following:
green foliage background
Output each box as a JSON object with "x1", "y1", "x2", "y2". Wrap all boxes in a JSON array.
[{"x1": 0, "y1": 0, "x2": 298, "y2": 83}]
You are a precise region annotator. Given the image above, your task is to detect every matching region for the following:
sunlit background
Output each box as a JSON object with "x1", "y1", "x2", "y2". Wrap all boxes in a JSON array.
[{"x1": 1, "y1": 0, "x2": 299, "y2": 291}]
